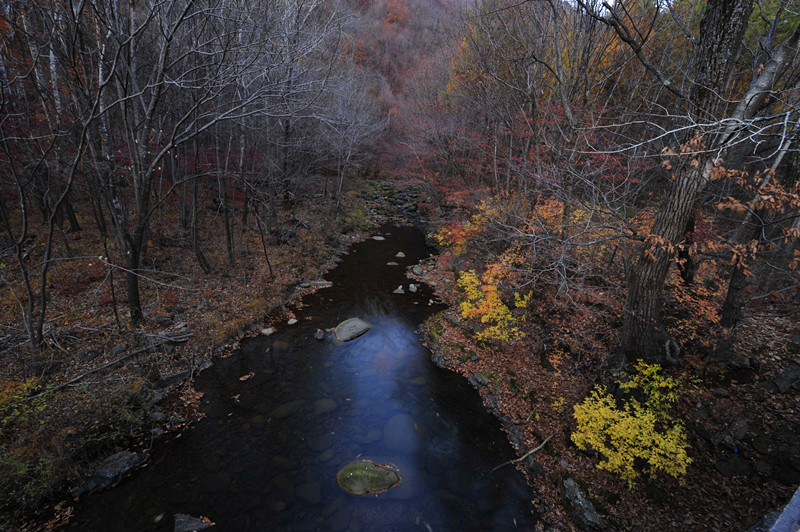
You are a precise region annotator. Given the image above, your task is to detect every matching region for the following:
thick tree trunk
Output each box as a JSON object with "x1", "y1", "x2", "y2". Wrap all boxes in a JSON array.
[
  {"x1": 622, "y1": 0, "x2": 754, "y2": 364},
  {"x1": 623, "y1": 162, "x2": 708, "y2": 362}
]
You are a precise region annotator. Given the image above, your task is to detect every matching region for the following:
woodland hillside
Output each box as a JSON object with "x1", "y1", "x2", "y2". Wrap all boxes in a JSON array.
[{"x1": 1, "y1": 0, "x2": 799, "y2": 530}]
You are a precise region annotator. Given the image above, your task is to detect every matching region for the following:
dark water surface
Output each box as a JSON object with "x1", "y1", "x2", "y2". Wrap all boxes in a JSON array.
[{"x1": 68, "y1": 225, "x2": 537, "y2": 531}]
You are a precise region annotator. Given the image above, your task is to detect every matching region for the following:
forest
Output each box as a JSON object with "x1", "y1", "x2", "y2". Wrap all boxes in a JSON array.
[{"x1": 1, "y1": 0, "x2": 799, "y2": 530}]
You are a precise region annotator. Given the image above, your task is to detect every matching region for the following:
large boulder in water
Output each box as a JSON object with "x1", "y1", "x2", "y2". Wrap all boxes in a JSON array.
[
  {"x1": 334, "y1": 318, "x2": 372, "y2": 342},
  {"x1": 336, "y1": 460, "x2": 401, "y2": 496}
]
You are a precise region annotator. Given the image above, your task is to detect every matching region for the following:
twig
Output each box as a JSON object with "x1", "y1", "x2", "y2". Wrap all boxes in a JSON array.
[
  {"x1": 9, "y1": 341, "x2": 174, "y2": 405},
  {"x1": 491, "y1": 435, "x2": 553, "y2": 473}
]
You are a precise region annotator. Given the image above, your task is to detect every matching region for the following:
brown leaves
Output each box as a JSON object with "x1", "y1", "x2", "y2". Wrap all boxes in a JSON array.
[{"x1": 789, "y1": 250, "x2": 800, "y2": 271}]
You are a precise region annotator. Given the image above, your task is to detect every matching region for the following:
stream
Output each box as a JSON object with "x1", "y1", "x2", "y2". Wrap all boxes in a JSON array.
[{"x1": 67, "y1": 224, "x2": 538, "y2": 531}]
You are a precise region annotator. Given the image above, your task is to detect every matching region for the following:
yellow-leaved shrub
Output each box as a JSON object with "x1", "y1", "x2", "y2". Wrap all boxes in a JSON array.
[
  {"x1": 457, "y1": 265, "x2": 529, "y2": 342},
  {"x1": 571, "y1": 362, "x2": 692, "y2": 488}
]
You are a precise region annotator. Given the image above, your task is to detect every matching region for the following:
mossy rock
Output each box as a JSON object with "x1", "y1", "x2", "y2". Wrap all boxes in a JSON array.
[{"x1": 336, "y1": 460, "x2": 401, "y2": 496}]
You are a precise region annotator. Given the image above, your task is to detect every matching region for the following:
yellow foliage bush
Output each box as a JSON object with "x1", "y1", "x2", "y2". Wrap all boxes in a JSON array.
[
  {"x1": 457, "y1": 265, "x2": 528, "y2": 342},
  {"x1": 571, "y1": 362, "x2": 692, "y2": 488}
]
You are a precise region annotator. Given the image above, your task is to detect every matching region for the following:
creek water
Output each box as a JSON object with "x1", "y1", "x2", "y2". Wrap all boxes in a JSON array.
[{"x1": 67, "y1": 224, "x2": 538, "y2": 531}]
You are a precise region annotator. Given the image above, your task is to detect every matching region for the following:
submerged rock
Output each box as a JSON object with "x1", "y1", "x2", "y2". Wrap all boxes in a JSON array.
[
  {"x1": 314, "y1": 398, "x2": 338, "y2": 414},
  {"x1": 383, "y1": 413, "x2": 418, "y2": 453},
  {"x1": 270, "y1": 400, "x2": 306, "y2": 420},
  {"x1": 336, "y1": 460, "x2": 401, "y2": 496},
  {"x1": 393, "y1": 286, "x2": 405, "y2": 294},
  {"x1": 334, "y1": 318, "x2": 372, "y2": 342}
]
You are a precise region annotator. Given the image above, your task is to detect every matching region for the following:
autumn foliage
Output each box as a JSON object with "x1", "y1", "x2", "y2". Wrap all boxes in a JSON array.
[{"x1": 571, "y1": 361, "x2": 693, "y2": 488}]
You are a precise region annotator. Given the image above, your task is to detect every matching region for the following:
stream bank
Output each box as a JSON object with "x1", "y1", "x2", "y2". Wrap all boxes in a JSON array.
[{"x1": 409, "y1": 225, "x2": 800, "y2": 532}]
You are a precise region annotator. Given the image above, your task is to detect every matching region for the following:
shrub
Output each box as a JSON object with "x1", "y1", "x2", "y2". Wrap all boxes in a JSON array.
[
  {"x1": 0, "y1": 378, "x2": 47, "y2": 437},
  {"x1": 571, "y1": 362, "x2": 692, "y2": 488},
  {"x1": 0, "y1": 449, "x2": 56, "y2": 516},
  {"x1": 457, "y1": 265, "x2": 529, "y2": 343}
]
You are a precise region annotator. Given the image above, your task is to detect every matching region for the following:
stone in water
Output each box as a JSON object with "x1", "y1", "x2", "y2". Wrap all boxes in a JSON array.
[
  {"x1": 334, "y1": 318, "x2": 372, "y2": 342},
  {"x1": 336, "y1": 460, "x2": 401, "y2": 496}
]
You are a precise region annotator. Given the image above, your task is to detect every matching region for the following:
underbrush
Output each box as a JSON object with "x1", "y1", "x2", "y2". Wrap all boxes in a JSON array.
[{"x1": 0, "y1": 378, "x2": 146, "y2": 525}]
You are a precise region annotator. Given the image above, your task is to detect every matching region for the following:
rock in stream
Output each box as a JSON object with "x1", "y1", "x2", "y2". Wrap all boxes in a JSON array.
[
  {"x1": 336, "y1": 460, "x2": 401, "y2": 496},
  {"x1": 334, "y1": 318, "x2": 372, "y2": 342}
]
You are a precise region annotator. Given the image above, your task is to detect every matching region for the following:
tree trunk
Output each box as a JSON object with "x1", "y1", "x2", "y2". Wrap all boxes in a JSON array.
[
  {"x1": 677, "y1": 214, "x2": 696, "y2": 285},
  {"x1": 623, "y1": 162, "x2": 707, "y2": 362},
  {"x1": 192, "y1": 145, "x2": 212, "y2": 274},
  {"x1": 710, "y1": 130, "x2": 797, "y2": 367},
  {"x1": 710, "y1": 259, "x2": 749, "y2": 367},
  {"x1": 622, "y1": 0, "x2": 754, "y2": 364},
  {"x1": 125, "y1": 233, "x2": 144, "y2": 324}
]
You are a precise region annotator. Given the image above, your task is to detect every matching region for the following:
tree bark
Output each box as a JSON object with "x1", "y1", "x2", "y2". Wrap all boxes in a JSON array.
[{"x1": 622, "y1": 0, "x2": 755, "y2": 363}]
